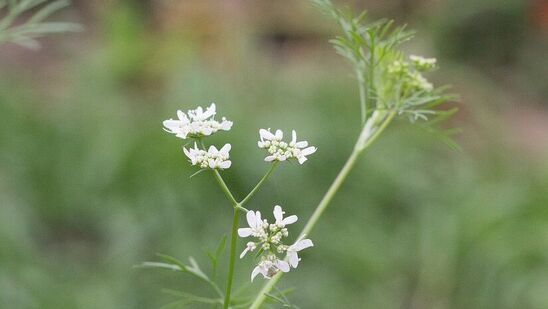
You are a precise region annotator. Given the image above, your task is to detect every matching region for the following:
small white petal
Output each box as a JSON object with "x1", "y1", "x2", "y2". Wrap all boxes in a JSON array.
[
  {"x1": 288, "y1": 252, "x2": 299, "y2": 268},
  {"x1": 239, "y1": 247, "x2": 250, "y2": 259},
  {"x1": 255, "y1": 211, "x2": 262, "y2": 225},
  {"x1": 183, "y1": 147, "x2": 191, "y2": 159},
  {"x1": 277, "y1": 260, "x2": 290, "y2": 273},
  {"x1": 202, "y1": 127, "x2": 213, "y2": 135},
  {"x1": 301, "y1": 146, "x2": 317, "y2": 156},
  {"x1": 246, "y1": 211, "x2": 256, "y2": 228},
  {"x1": 251, "y1": 266, "x2": 262, "y2": 281},
  {"x1": 259, "y1": 129, "x2": 275, "y2": 140},
  {"x1": 291, "y1": 130, "x2": 297, "y2": 144},
  {"x1": 238, "y1": 228, "x2": 252, "y2": 237},
  {"x1": 273, "y1": 205, "x2": 283, "y2": 222},
  {"x1": 293, "y1": 239, "x2": 314, "y2": 251},
  {"x1": 264, "y1": 155, "x2": 276, "y2": 162},
  {"x1": 294, "y1": 141, "x2": 308, "y2": 148},
  {"x1": 219, "y1": 161, "x2": 231, "y2": 169},
  {"x1": 275, "y1": 129, "x2": 283, "y2": 140},
  {"x1": 220, "y1": 143, "x2": 231, "y2": 154},
  {"x1": 220, "y1": 120, "x2": 233, "y2": 130},
  {"x1": 282, "y1": 215, "x2": 298, "y2": 225}
]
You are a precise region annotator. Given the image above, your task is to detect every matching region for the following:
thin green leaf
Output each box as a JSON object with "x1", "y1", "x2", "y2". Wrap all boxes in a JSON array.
[
  {"x1": 28, "y1": 0, "x2": 70, "y2": 24},
  {"x1": 134, "y1": 261, "x2": 184, "y2": 272}
]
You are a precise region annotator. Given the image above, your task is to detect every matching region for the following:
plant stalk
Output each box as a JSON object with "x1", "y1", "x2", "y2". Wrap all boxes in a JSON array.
[{"x1": 223, "y1": 207, "x2": 240, "y2": 309}]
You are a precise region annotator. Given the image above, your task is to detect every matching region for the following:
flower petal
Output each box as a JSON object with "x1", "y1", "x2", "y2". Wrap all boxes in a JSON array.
[
  {"x1": 176, "y1": 110, "x2": 187, "y2": 120},
  {"x1": 288, "y1": 252, "x2": 299, "y2": 268},
  {"x1": 246, "y1": 211, "x2": 256, "y2": 227},
  {"x1": 293, "y1": 239, "x2": 314, "y2": 251},
  {"x1": 219, "y1": 161, "x2": 231, "y2": 169},
  {"x1": 275, "y1": 129, "x2": 283, "y2": 140},
  {"x1": 220, "y1": 120, "x2": 233, "y2": 130},
  {"x1": 277, "y1": 260, "x2": 290, "y2": 273},
  {"x1": 273, "y1": 205, "x2": 283, "y2": 222},
  {"x1": 301, "y1": 146, "x2": 317, "y2": 156},
  {"x1": 282, "y1": 215, "x2": 298, "y2": 225},
  {"x1": 259, "y1": 129, "x2": 275, "y2": 140},
  {"x1": 238, "y1": 228, "x2": 252, "y2": 237},
  {"x1": 239, "y1": 247, "x2": 250, "y2": 259},
  {"x1": 251, "y1": 266, "x2": 262, "y2": 281},
  {"x1": 220, "y1": 143, "x2": 231, "y2": 154}
]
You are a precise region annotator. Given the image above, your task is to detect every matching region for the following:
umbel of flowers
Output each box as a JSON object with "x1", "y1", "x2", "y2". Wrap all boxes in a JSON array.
[
  {"x1": 258, "y1": 129, "x2": 317, "y2": 164},
  {"x1": 163, "y1": 103, "x2": 316, "y2": 282},
  {"x1": 238, "y1": 206, "x2": 313, "y2": 281},
  {"x1": 388, "y1": 55, "x2": 437, "y2": 91},
  {"x1": 163, "y1": 103, "x2": 233, "y2": 139}
]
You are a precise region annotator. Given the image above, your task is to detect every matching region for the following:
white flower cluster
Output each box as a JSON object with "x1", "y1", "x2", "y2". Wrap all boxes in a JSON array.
[
  {"x1": 238, "y1": 205, "x2": 313, "y2": 281},
  {"x1": 258, "y1": 129, "x2": 317, "y2": 164},
  {"x1": 163, "y1": 103, "x2": 233, "y2": 139},
  {"x1": 183, "y1": 143, "x2": 232, "y2": 170},
  {"x1": 408, "y1": 71, "x2": 433, "y2": 91},
  {"x1": 409, "y1": 55, "x2": 437, "y2": 71},
  {"x1": 388, "y1": 55, "x2": 437, "y2": 92}
]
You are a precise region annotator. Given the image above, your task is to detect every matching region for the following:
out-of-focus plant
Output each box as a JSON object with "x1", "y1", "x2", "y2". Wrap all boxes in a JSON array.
[
  {"x1": 141, "y1": 0, "x2": 457, "y2": 308},
  {"x1": 0, "y1": 0, "x2": 80, "y2": 49}
]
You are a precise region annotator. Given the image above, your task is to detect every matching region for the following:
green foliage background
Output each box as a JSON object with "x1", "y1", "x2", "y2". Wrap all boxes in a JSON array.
[{"x1": 0, "y1": 0, "x2": 547, "y2": 308}]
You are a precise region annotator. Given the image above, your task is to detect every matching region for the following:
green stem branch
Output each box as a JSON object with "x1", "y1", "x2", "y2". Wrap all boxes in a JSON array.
[
  {"x1": 212, "y1": 170, "x2": 239, "y2": 207},
  {"x1": 240, "y1": 162, "x2": 278, "y2": 206},
  {"x1": 223, "y1": 208, "x2": 240, "y2": 309}
]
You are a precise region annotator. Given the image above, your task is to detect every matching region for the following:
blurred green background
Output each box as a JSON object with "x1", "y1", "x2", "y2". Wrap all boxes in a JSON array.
[{"x1": 1, "y1": 0, "x2": 547, "y2": 308}]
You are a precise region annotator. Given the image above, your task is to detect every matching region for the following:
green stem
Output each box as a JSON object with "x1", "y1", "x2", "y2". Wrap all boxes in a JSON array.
[
  {"x1": 248, "y1": 111, "x2": 396, "y2": 309},
  {"x1": 357, "y1": 71, "x2": 367, "y2": 124},
  {"x1": 240, "y1": 162, "x2": 278, "y2": 206},
  {"x1": 223, "y1": 207, "x2": 240, "y2": 309},
  {"x1": 213, "y1": 170, "x2": 239, "y2": 207}
]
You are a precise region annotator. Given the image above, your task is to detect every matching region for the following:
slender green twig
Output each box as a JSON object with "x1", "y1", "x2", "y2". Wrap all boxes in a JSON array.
[
  {"x1": 240, "y1": 162, "x2": 279, "y2": 206},
  {"x1": 212, "y1": 170, "x2": 239, "y2": 207},
  {"x1": 357, "y1": 71, "x2": 367, "y2": 124},
  {"x1": 223, "y1": 207, "x2": 240, "y2": 309}
]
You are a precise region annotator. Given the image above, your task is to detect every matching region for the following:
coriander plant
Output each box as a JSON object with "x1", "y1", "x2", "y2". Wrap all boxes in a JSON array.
[{"x1": 142, "y1": 0, "x2": 457, "y2": 308}]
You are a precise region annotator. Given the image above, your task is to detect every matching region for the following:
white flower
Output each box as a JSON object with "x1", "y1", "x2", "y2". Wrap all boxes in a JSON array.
[
  {"x1": 410, "y1": 55, "x2": 437, "y2": 71},
  {"x1": 251, "y1": 254, "x2": 290, "y2": 281},
  {"x1": 273, "y1": 205, "x2": 297, "y2": 228},
  {"x1": 388, "y1": 60, "x2": 409, "y2": 74},
  {"x1": 238, "y1": 210, "x2": 266, "y2": 238},
  {"x1": 258, "y1": 129, "x2": 316, "y2": 164},
  {"x1": 408, "y1": 72, "x2": 433, "y2": 91},
  {"x1": 286, "y1": 236, "x2": 314, "y2": 269},
  {"x1": 183, "y1": 143, "x2": 232, "y2": 170},
  {"x1": 163, "y1": 103, "x2": 233, "y2": 139},
  {"x1": 239, "y1": 205, "x2": 312, "y2": 281}
]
